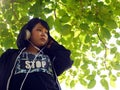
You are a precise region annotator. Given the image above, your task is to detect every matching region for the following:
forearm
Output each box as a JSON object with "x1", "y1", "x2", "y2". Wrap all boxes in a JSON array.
[{"x1": 47, "y1": 38, "x2": 73, "y2": 76}]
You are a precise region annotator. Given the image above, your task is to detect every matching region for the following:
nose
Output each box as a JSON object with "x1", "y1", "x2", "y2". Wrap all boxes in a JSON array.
[
  {"x1": 41, "y1": 31, "x2": 48, "y2": 37},
  {"x1": 42, "y1": 29, "x2": 48, "y2": 34},
  {"x1": 41, "y1": 31, "x2": 46, "y2": 35}
]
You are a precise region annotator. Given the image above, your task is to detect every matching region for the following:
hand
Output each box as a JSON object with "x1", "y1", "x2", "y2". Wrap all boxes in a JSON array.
[{"x1": 47, "y1": 37, "x2": 54, "y2": 48}]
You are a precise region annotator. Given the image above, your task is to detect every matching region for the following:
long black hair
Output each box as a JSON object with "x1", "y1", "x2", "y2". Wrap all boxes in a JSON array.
[{"x1": 17, "y1": 17, "x2": 50, "y2": 49}]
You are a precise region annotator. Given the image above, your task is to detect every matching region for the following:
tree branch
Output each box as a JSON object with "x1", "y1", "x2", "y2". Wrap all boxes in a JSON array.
[{"x1": 97, "y1": 33, "x2": 108, "y2": 69}]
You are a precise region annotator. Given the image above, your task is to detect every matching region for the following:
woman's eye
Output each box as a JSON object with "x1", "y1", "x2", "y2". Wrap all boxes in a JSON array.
[
  {"x1": 36, "y1": 29, "x2": 48, "y2": 34},
  {"x1": 45, "y1": 31, "x2": 48, "y2": 34},
  {"x1": 37, "y1": 29, "x2": 42, "y2": 31}
]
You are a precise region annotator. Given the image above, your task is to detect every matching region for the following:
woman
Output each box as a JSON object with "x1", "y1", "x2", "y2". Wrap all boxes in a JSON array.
[{"x1": 0, "y1": 18, "x2": 73, "y2": 90}]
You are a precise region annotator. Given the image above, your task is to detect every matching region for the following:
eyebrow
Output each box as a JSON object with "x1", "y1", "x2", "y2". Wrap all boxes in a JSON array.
[
  {"x1": 37, "y1": 26, "x2": 48, "y2": 32},
  {"x1": 37, "y1": 24, "x2": 48, "y2": 31}
]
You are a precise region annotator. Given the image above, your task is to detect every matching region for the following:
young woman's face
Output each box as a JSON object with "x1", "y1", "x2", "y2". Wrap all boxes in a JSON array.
[{"x1": 30, "y1": 23, "x2": 48, "y2": 47}]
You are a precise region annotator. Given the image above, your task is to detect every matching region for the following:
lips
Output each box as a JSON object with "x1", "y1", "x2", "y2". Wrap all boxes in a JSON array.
[{"x1": 40, "y1": 37, "x2": 46, "y2": 42}]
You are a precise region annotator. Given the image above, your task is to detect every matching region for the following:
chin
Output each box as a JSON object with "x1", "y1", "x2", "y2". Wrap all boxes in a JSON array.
[{"x1": 40, "y1": 42, "x2": 47, "y2": 46}]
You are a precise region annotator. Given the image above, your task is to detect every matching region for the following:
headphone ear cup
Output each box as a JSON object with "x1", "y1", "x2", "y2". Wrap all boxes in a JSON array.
[{"x1": 25, "y1": 30, "x2": 31, "y2": 40}]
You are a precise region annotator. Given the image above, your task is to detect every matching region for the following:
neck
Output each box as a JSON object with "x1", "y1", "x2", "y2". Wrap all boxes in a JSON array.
[{"x1": 26, "y1": 44, "x2": 40, "y2": 54}]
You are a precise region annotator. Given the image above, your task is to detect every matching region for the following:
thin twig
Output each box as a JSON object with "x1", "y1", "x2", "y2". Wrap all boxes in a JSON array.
[{"x1": 97, "y1": 33, "x2": 107, "y2": 69}]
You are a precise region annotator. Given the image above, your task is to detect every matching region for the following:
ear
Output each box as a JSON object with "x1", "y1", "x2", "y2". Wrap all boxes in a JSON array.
[{"x1": 25, "y1": 29, "x2": 31, "y2": 40}]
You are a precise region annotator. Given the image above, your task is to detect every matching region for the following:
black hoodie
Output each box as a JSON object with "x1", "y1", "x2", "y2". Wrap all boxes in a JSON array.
[{"x1": 0, "y1": 41, "x2": 73, "y2": 90}]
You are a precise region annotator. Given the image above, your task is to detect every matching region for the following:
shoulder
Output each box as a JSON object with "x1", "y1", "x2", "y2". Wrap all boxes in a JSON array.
[
  {"x1": 4, "y1": 49, "x2": 19, "y2": 54},
  {"x1": 0, "y1": 49, "x2": 19, "y2": 59}
]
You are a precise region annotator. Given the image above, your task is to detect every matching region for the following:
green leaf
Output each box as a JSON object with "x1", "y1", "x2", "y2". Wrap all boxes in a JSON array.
[
  {"x1": 61, "y1": 24, "x2": 72, "y2": 35},
  {"x1": 110, "y1": 74, "x2": 117, "y2": 81},
  {"x1": 61, "y1": 0, "x2": 67, "y2": 3},
  {"x1": 3, "y1": 37, "x2": 14, "y2": 48},
  {"x1": 92, "y1": 25, "x2": 99, "y2": 34},
  {"x1": 116, "y1": 40, "x2": 120, "y2": 45},
  {"x1": 116, "y1": 72, "x2": 120, "y2": 77},
  {"x1": 19, "y1": 16, "x2": 29, "y2": 23},
  {"x1": 0, "y1": 23, "x2": 7, "y2": 30},
  {"x1": 100, "y1": 27, "x2": 111, "y2": 39},
  {"x1": 100, "y1": 78, "x2": 109, "y2": 90},
  {"x1": 86, "y1": 14, "x2": 95, "y2": 22},
  {"x1": 110, "y1": 47, "x2": 117, "y2": 54},
  {"x1": 92, "y1": 71, "x2": 96, "y2": 76},
  {"x1": 28, "y1": 0, "x2": 43, "y2": 16},
  {"x1": 91, "y1": 45, "x2": 102, "y2": 54},
  {"x1": 110, "y1": 80, "x2": 116, "y2": 87},
  {"x1": 74, "y1": 59, "x2": 81, "y2": 68},
  {"x1": 44, "y1": 8, "x2": 52, "y2": 14},
  {"x1": 114, "y1": 33, "x2": 120, "y2": 38},
  {"x1": 79, "y1": 78, "x2": 87, "y2": 86},
  {"x1": 100, "y1": 75, "x2": 107, "y2": 78},
  {"x1": 58, "y1": 9, "x2": 67, "y2": 16},
  {"x1": 84, "y1": 69, "x2": 90, "y2": 75},
  {"x1": 81, "y1": 64, "x2": 88, "y2": 70},
  {"x1": 70, "y1": 80, "x2": 75, "y2": 88},
  {"x1": 46, "y1": 16, "x2": 54, "y2": 29},
  {"x1": 60, "y1": 14, "x2": 70, "y2": 23},
  {"x1": 54, "y1": 19, "x2": 62, "y2": 32},
  {"x1": 84, "y1": 34, "x2": 91, "y2": 43},
  {"x1": 80, "y1": 23, "x2": 89, "y2": 31},
  {"x1": 86, "y1": 75, "x2": 95, "y2": 80},
  {"x1": 72, "y1": 70, "x2": 77, "y2": 76},
  {"x1": 110, "y1": 74, "x2": 116, "y2": 87},
  {"x1": 105, "y1": 19, "x2": 117, "y2": 29},
  {"x1": 87, "y1": 79, "x2": 96, "y2": 89},
  {"x1": 1, "y1": 29, "x2": 9, "y2": 37},
  {"x1": 111, "y1": 62, "x2": 120, "y2": 70},
  {"x1": 114, "y1": 52, "x2": 120, "y2": 61},
  {"x1": 105, "y1": 0, "x2": 111, "y2": 3},
  {"x1": 45, "y1": 0, "x2": 50, "y2": 2}
]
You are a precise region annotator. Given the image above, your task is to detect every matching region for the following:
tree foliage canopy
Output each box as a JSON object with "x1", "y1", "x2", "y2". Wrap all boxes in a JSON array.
[{"x1": 0, "y1": 0, "x2": 120, "y2": 90}]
